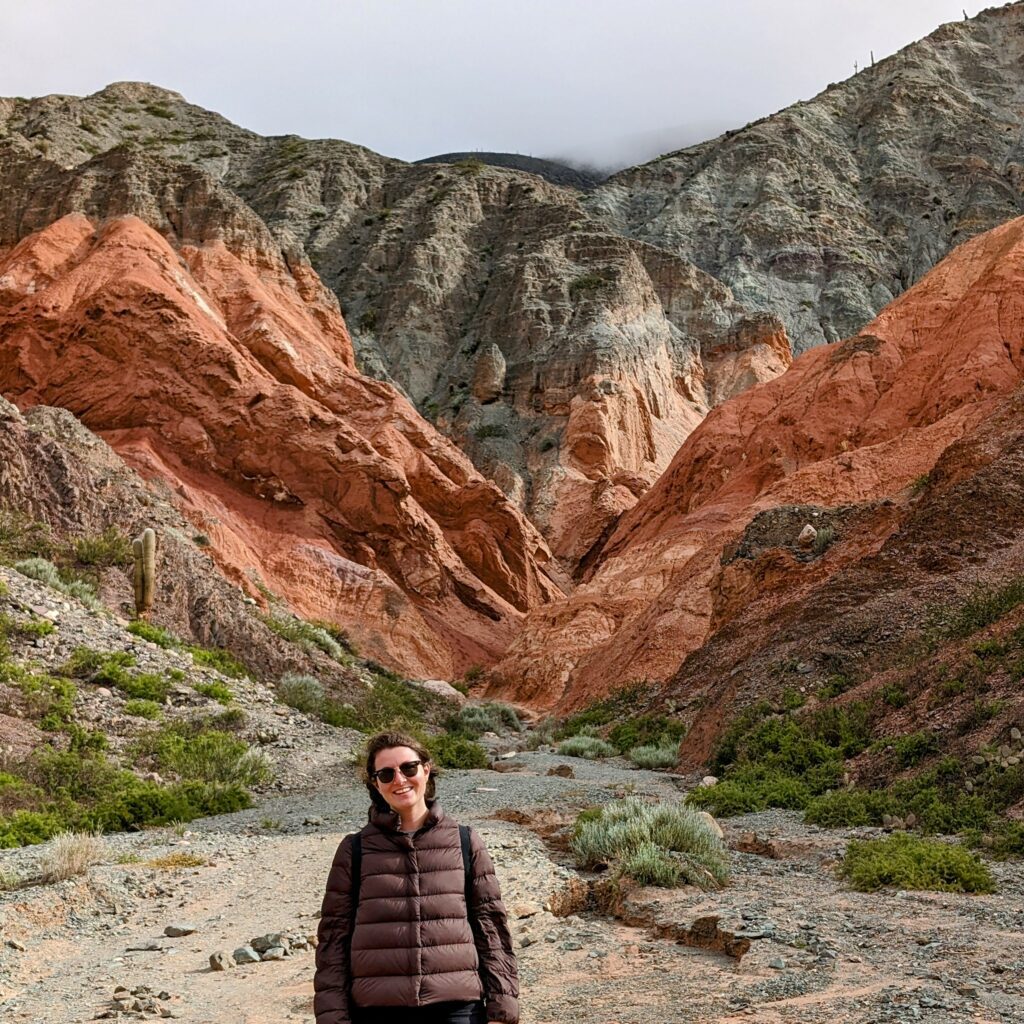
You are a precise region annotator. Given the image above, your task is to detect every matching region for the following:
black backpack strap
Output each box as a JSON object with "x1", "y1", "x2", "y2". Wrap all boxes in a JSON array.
[
  {"x1": 459, "y1": 824, "x2": 473, "y2": 908},
  {"x1": 350, "y1": 832, "x2": 362, "y2": 908},
  {"x1": 347, "y1": 832, "x2": 362, "y2": 969}
]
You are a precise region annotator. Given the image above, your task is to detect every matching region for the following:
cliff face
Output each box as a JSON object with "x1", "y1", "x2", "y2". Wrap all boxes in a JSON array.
[
  {"x1": 487, "y1": 214, "x2": 1024, "y2": 709},
  {"x1": 0, "y1": 191, "x2": 562, "y2": 677},
  {"x1": 0, "y1": 83, "x2": 786, "y2": 569},
  {"x1": 588, "y1": 3, "x2": 1024, "y2": 353}
]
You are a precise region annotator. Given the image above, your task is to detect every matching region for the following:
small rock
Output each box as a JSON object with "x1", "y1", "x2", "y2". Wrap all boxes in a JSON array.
[
  {"x1": 769, "y1": 957, "x2": 787, "y2": 970},
  {"x1": 209, "y1": 951, "x2": 234, "y2": 971},
  {"x1": 696, "y1": 811, "x2": 724, "y2": 840},
  {"x1": 232, "y1": 945, "x2": 261, "y2": 964},
  {"x1": 700, "y1": 776, "x2": 718, "y2": 788},
  {"x1": 5, "y1": 939, "x2": 26, "y2": 952},
  {"x1": 303, "y1": 816, "x2": 324, "y2": 826},
  {"x1": 797, "y1": 524, "x2": 817, "y2": 548},
  {"x1": 545, "y1": 764, "x2": 574, "y2": 779},
  {"x1": 261, "y1": 946, "x2": 287, "y2": 961},
  {"x1": 164, "y1": 923, "x2": 197, "y2": 937}
]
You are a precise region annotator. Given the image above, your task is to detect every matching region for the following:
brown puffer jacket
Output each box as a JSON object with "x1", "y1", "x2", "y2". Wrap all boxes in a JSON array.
[{"x1": 314, "y1": 801, "x2": 519, "y2": 1024}]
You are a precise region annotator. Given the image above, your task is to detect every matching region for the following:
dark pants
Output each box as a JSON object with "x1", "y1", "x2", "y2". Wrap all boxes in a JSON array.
[{"x1": 352, "y1": 1001, "x2": 485, "y2": 1024}]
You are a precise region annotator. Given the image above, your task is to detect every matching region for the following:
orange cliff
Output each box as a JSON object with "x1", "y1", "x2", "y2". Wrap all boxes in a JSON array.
[
  {"x1": 0, "y1": 213, "x2": 563, "y2": 678},
  {"x1": 487, "y1": 215, "x2": 1024, "y2": 710}
]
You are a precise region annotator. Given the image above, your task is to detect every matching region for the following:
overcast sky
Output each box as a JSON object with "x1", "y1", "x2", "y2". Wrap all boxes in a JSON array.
[{"x1": 1, "y1": 1, "x2": 992, "y2": 170}]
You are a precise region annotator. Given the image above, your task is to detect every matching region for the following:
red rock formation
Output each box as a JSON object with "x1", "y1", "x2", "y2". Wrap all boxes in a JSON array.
[
  {"x1": 0, "y1": 213, "x2": 562, "y2": 678},
  {"x1": 488, "y1": 216, "x2": 1024, "y2": 709}
]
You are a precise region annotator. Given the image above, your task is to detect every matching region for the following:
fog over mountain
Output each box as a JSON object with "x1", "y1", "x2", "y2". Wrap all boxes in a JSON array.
[{"x1": 3, "y1": 0, "x2": 989, "y2": 169}]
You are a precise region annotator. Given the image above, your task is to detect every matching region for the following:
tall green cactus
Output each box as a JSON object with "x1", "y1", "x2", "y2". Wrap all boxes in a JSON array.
[{"x1": 132, "y1": 527, "x2": 156, "y2": 620}]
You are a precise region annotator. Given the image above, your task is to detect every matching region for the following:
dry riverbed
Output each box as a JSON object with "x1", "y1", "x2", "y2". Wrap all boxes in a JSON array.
[{"x1": 1, "y1": 751, "x2": 1022, "y2": 1024}]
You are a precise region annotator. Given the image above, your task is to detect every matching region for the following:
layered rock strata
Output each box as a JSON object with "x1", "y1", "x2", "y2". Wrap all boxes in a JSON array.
[
  {"x1": 0, "y1": 83, "x2": 786, "y2": 567},
  {"x1": 487, "y1": 215, "x2": 1024, "y2": 709},
  {"x1": 0, "y1": 204, "x2": 561, "y2": 677}
]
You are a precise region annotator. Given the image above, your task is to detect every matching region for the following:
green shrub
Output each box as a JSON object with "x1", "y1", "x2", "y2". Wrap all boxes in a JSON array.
[
  {"x1": 123, "y1": 699, "x2": 162, "y2": 720},
  {"x1": 569, "y1": 273, "x2": 605, "y2": 297},
  {"x1": 431, "y1": 733, "x2": 490, "y2": 769},
  {"x1": 127, "y1": 620, "x2": 177, "y2": 648},
  {"x1": 812, "y1": 525, "x2": 836, "y2": 555},
  {"x1": 628, "y1": 743, "x2": 679, "y2": 770},
  {"x1": 72, "y1": 527, "x2": 132, "y2": 567},
  {"x1": 804, "y1": 757, "x2": 998, "y2": 834},
  {"x1": 819, "y1": 674, "x2": 854, "y2": 699},
  {"x1": 14, "y1": 558, "x2": 100, "y2": 610},
  {"x1": 186, "y1": 646, "x2": 249, "y2": 678},
  {"x1": 571, "y1": 798, "x2": 729, "y2": 890},
  {"x1": 144, "y1": 726, "x2": 270, "y2": 787},
  {"x1": 880, "y1": 684, "x2": 909, "y2": 708},
  {"x1": 64, "y1": 648, "x2": 135, "y2": 680},
  {"x1": 840, "y1": 833, "x2": 995, "y2": 893},
  {"x1": 941, "y1": 578, "x2": 1024, "y2": 639},
  {"x1": 194, "y1": 681, "x2": 233, "y2": 705},
  {"x1": 11, "y1": 672, "x2": 76, "y2": 727},
  {"x1": 264, "y1": 614, "x2": 343, "y2": 659},
  {"x1": 557, "y1": 735, "x2": 617, "y2": 759},
  {"x1": 309, "y1": 620, "x2": 358, "y2": 656},
  {"x1": 891, "y1": 731, "x2": 939, "y2": 768},
  {"x1": 556, "y1": 682, "x2": 658, "y2": 741},
  {"x1": 608, "y1": 714, "x2": 685, "y2": 754},
  {"x1": 0, "y1": 511, "x2": 53, "y2": 563},
  {"x1": 278, "y1": 673, "x2": 325, "y2": 714},
  {"x1": 446, "y1": 702, "x2": 522, "y2": 738},
  {"x1": 0, "y1": 613, "x2": 55, "y2": 640}
]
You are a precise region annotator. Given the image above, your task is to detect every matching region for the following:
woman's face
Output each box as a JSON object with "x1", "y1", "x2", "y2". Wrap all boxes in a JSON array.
[{"x1": 372, "y1": 745, "x2": 431, "y2": 818}]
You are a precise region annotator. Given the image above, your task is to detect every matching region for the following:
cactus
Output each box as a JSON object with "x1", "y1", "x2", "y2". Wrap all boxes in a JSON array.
[{"x1": 132, "y1": 527, "x2": 156, "y2": 620}]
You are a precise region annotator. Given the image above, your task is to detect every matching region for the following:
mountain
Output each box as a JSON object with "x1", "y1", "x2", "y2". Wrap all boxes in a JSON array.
[
  {"x1": 0, "y1": 150, "x2": 562, "y2": 678},
  {"x1": 0, "y1": 82, "x2": 787, "y2": 571},
  {"x1": 486, "y1": 213, "x2": 1024, "y2": 710},
  {"x1": 414, "y1": 152, "x2": 606, "y2": 191},
  {"x1": 587, "y1": 3, "x2": 1024, "y2": 352}
]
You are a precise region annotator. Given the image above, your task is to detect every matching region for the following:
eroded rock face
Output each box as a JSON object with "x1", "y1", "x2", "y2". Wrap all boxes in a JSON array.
[
  {"x1": 487, "y1": 215, "x2": 1024, "y2": 709},
  {"x1": 0, "y1": 85, "x2": 787, "y2": 569},
  {"x1": 587, "y1": 4, "x2": 1024, "y2": 352},
  {"x1": 0, "y1": 210, "x2": 562, "y2": 677}
]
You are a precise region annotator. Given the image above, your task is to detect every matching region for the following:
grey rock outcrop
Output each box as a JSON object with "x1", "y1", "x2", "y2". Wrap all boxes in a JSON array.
[{"x1": 586, "y1": 4, "x2": 1024, "y2": 352}]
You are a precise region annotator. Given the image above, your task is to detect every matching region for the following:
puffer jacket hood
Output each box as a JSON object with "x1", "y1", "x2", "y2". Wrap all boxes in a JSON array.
[{"x1": 314, "y1": 801, "x2": 519, "y2": 1024}]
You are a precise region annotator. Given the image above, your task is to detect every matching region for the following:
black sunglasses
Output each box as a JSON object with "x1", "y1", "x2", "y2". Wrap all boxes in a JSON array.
[{"x1": 371, "y1": 760, "x2": 423, "y2": 784}]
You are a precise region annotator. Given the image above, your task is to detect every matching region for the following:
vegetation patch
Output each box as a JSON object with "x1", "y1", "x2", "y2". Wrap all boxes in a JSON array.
[
  {"x1": 839, "y1": 833, "x2": 995, "y2": 893},
  {"x1": 571, "y1": 797, "x2": 729, "y2": 890},
  {"x1": 444, "y1": 702, "x2": 522, "y2": 739},
  {"x1": 628, "y1": 742, "x2": 679, "y2": 770},
  {"x1": 557, "y1": 735, "x2": 617, "y2": 759},
  {"x1": 193, "y1": 681, "x2": 233, "y2": 705},
  {"x1": 145, "y1": 852, "x2": 208, "y2": 870},
  {"x1": 14, "y1": 558, "x2": 100, "y2": 610},
  {"x1": 430, "y1": 733, "x2": 490, "y2": 769},
  {"x1": 688, "y1": 702, "x2": 873, "y2": 817}
]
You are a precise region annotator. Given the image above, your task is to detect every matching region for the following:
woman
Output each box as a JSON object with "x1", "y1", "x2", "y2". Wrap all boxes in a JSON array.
[{"x1": 314, "y1": 731, "x2": 519, "y2": 1024}]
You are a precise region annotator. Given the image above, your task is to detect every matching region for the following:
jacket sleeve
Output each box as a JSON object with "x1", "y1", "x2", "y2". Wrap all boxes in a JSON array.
[
  {"x1": 314, "y1": 833, "x2": 355, "y2": 1024},
  {"x1": 467, "y1": 828, "x2": 519, "y2": 1024}
]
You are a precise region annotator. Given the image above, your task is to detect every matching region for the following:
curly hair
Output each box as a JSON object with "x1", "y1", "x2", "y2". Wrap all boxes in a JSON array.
[{"x1": 363, "y1": 730, "x2": 437, "y2": 812}]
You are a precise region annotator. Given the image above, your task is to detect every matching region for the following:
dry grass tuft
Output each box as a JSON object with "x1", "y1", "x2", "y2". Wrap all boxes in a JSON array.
[
  {"x1": 144, "y1": 852, "x2": 208, "y2": 870},
  {"x1": 41, "y1": 831, "x2": 104, "y2": 882}
]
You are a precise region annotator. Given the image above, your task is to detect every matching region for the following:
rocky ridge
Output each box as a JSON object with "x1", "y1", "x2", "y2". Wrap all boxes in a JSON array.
[
  {"x1": 0, "y1": 81, "x2": 788, "y2": 568},
  {"x1": 488, "y1": 213, "x2": 1024, "y2": 710},
  {"x1": 589, "y1": 2, "x2": 1024, "y2": 351},
  {"x1": 0, "y1": 196, "x2": 562, "y2": 677}
]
